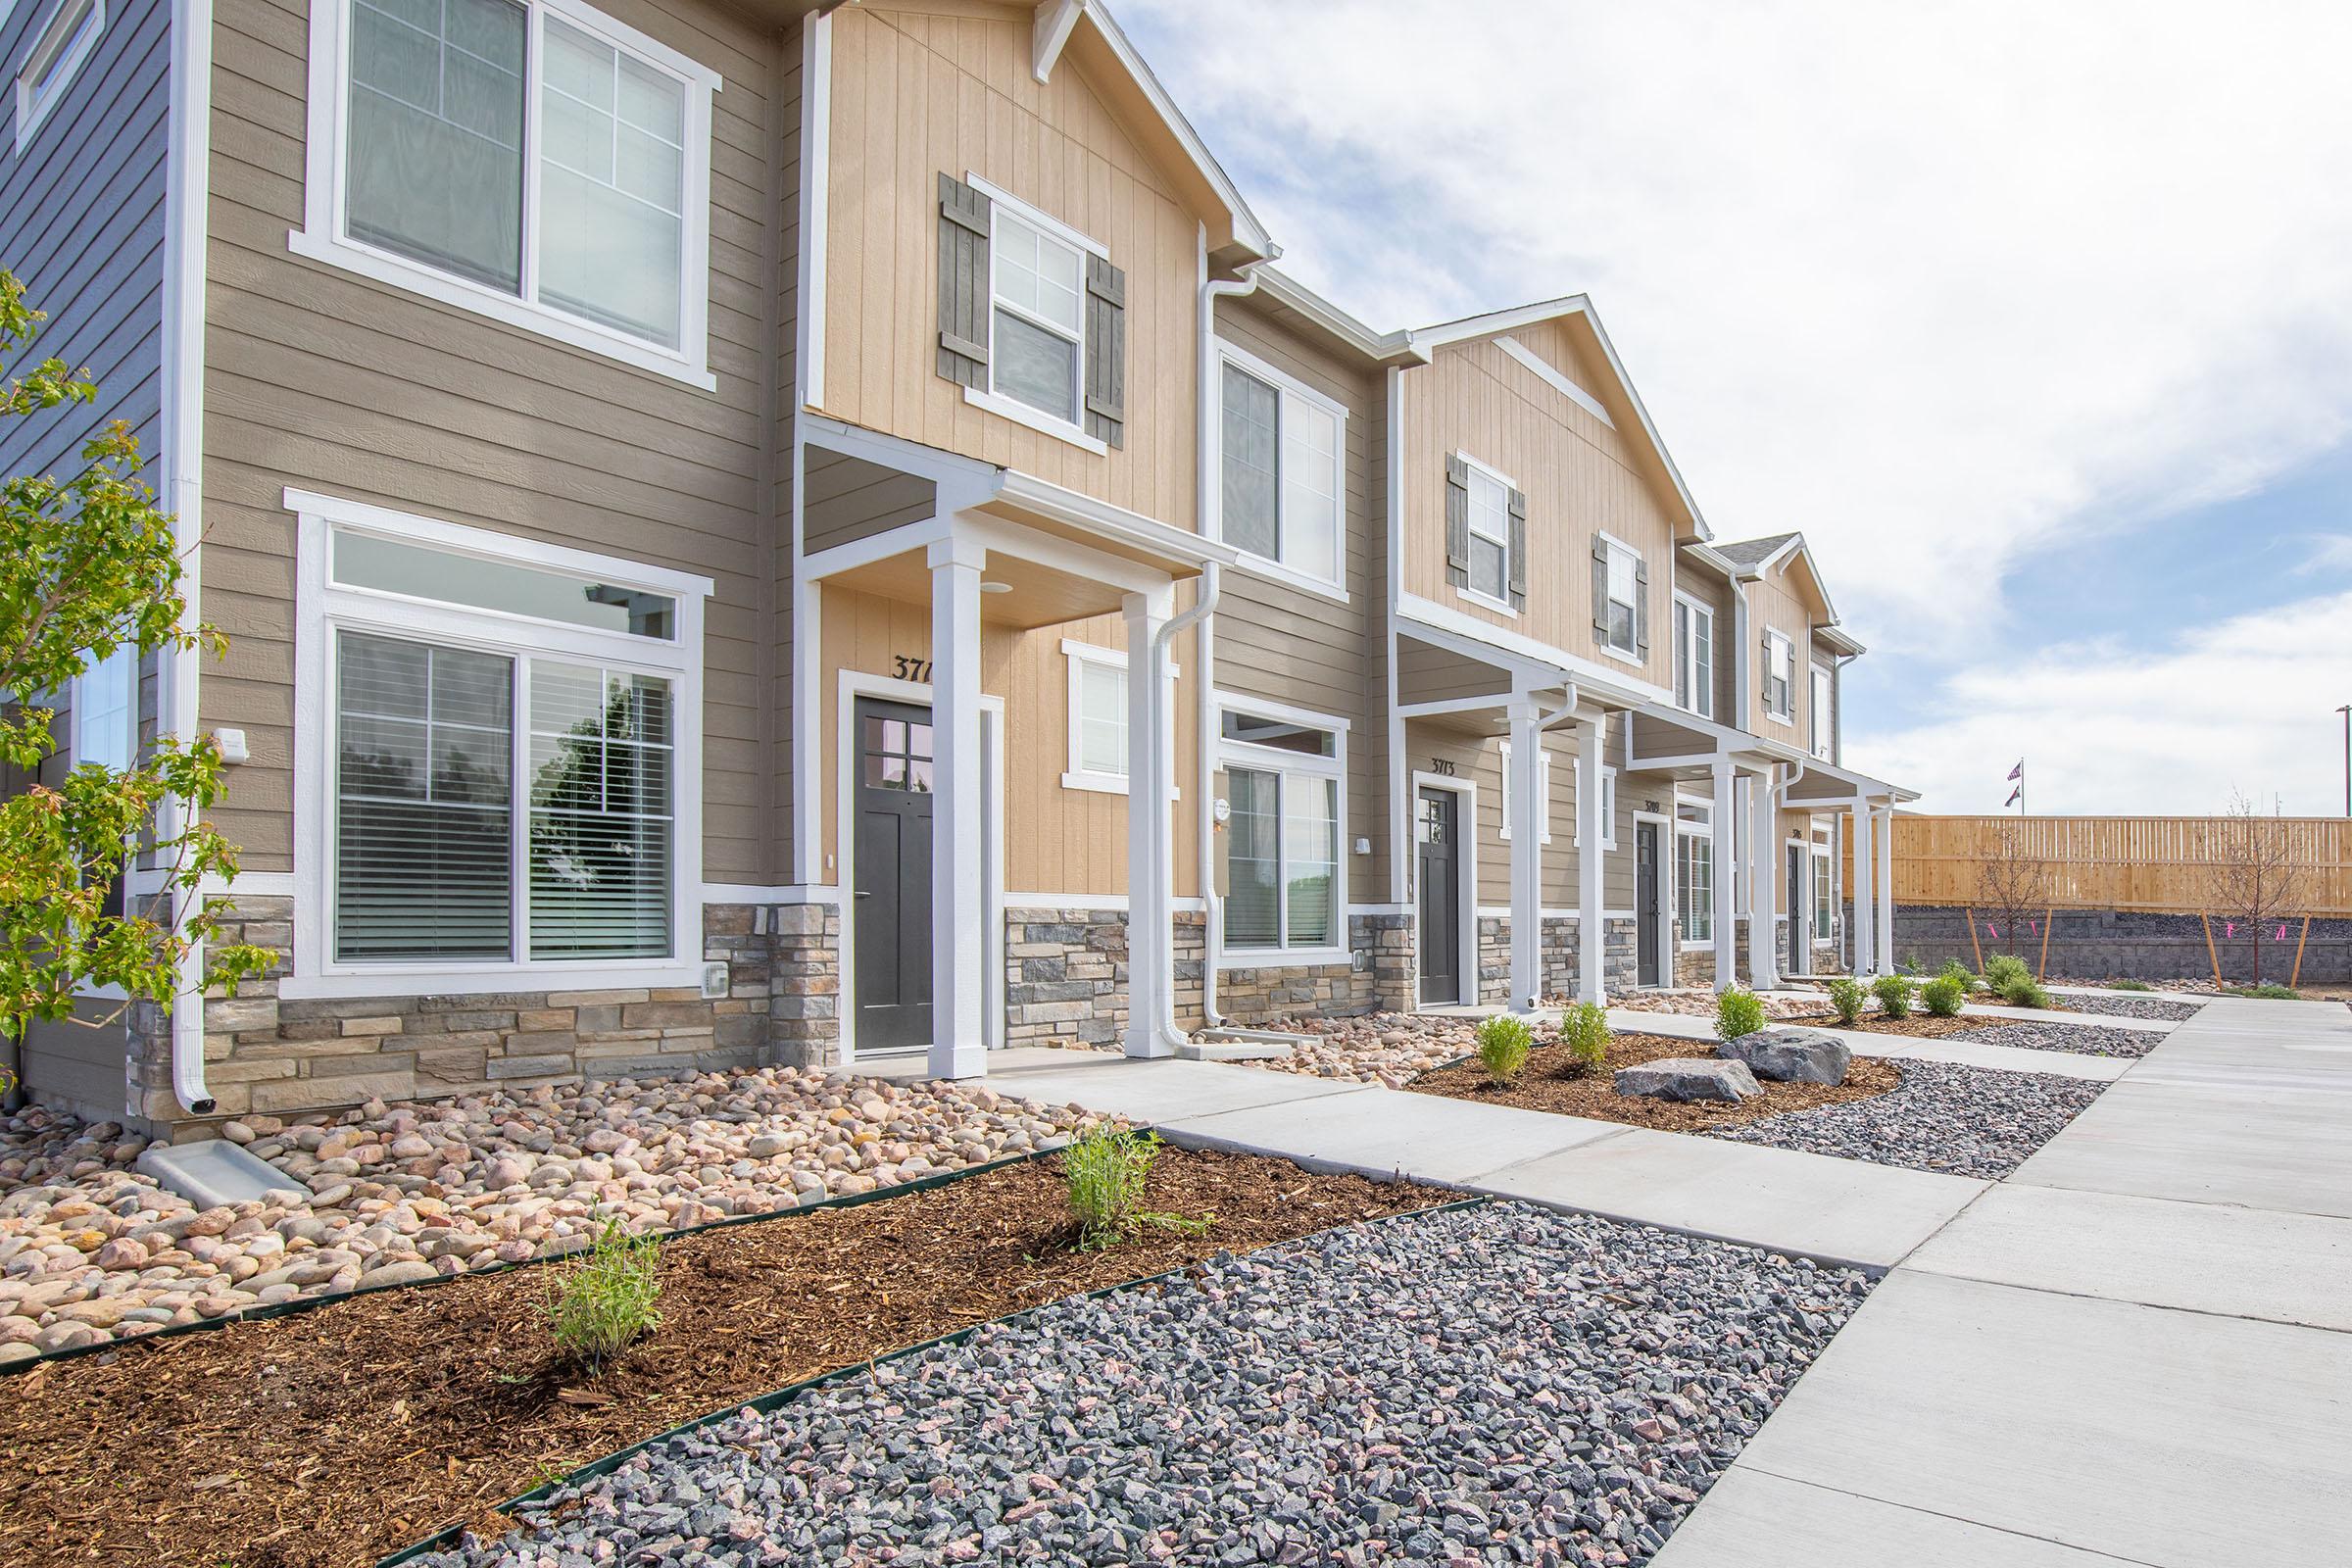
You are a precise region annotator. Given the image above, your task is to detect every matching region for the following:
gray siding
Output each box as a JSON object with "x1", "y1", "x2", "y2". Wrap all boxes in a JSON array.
[
  {"x1": 803, "y1": 446, "x2": 935, "y2": 554},
  {"x1": 771, "y1": 24, "x2": 801, "y2": 880}
]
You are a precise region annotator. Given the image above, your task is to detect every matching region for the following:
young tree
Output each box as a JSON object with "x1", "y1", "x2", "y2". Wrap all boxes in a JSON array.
[
  {"x1": 1972, "y1": 817, "x2": 2052, "y2": 960},
  {"x1": 0, "y1": 270, "x2": 267, "y2": 1102},
  {"x1": 2210, "y1": 792, "x2": 2305, "y2": 987}
]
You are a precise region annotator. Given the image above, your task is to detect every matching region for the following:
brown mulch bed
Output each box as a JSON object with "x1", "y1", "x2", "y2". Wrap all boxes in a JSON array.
[
  {"x1": 1781, "y1": 1010, "x2": 1984, "y2": 1039},
  {"x1": 1407, "y1": 1032, "x2": 1900, "y2": 1133},
  {"x1": 0, "y1": 1148, "x2": 1446, "y2": 1568}
]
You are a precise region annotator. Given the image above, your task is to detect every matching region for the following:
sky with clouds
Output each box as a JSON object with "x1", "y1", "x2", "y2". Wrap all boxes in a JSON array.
[{"x1": 1119, "y1": 0, "x2": 2352, "y2": 815}]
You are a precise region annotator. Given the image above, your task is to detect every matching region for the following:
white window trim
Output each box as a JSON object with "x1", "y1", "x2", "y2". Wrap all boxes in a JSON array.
[
  {"x1": 13, "y1": 0, "x2": 102, "y2": 154},
  {"x1": 1763, "y1": 629, "x2": 1796, "y2": 724},
  {"x1": 1809, "y1": 662, "x2": 1835, "y2": 760},
  {"x1": 1595, "y1": 529, "x2": 1642, "y2": 662},
  {"x1": 1214, "y1": 693, "x2": 1348, "y2": 970},
  {"x1": 1058, "y1": 638, "x2": 1178, "y2": 799},
  {"x1": 1453, "y1": 451, "x2": 1518, "y2": 618},
  {"x1": 1496, "y1": 738, "x2": 1550, "y2": 844},
  {"x1": 1210, "y1": 337, "x2": 1349, "y2": 599},
  {"x1": 1673, "y1": 590, "x2": 1714, "y2": 720},
  {"x1": 1811, "y1": 845, "x2": 1836, "y2": 939},
  {"x1": 1673, "y1": 790, "x2": 1715, "y2": 951},
  {"x1": 283, "y1": 488, "x2": 713, "y2": 999},
  {"x1": 962, "y1": 172, "x2": 1103, "y2": 454},
  {"x1": 1570, "y1": 759, "x2": 1617, "y2": 851},
  {"x1": 290, "y1": 0, "x2": 722, "y2": 390}
]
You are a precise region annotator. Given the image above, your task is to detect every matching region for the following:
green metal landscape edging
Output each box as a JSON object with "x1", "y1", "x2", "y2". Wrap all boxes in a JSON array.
[
  {"x1": 373, "y1": 1192, "x2": 1493, "y2": 1567},
  {"x1": 0, "y1": 1139, "x2": 1088, "y2": 1379}
]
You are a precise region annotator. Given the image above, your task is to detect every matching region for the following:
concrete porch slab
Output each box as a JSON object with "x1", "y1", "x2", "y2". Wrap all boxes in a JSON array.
[
  {"x1": 1722, "y1": 1269, "x2": 2352, "y2": 1567},
  {"x1": 1904, "y1": 1183, "x2": 2352, "y2": 1332},
  {"x1": 986, "y1": 1053, "x2": 1363, "y2": 1124},
  {"x1": 2010, "y1": 1079, "x2": 2352, "y2": 1218},
  {"x1": 1169, "y1": 1085, "x2": 1631, "y2": 1187},
  {"x1": 1647, "y1": 1468, "x2": 2132, "y2": 1567},
  {"x1": 1477, "y1": 1129, "x2": 1985, "y2": 1272}
]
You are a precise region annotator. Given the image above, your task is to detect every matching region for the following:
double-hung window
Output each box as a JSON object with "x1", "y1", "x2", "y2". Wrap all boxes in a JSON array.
[
  {"x1": 1812, "y1": 843, "x2": 1835, "y2": 938},
  {"x1": 291, "y1": 494, "x2": 710, "y2": 996},
  {"x1": 1599, "y1": 537, "x2": 1640, "y2": 657},
  {"x1": 1463, "y1": 462, "x2": 1513, "y2": 608},
  {"x1": 1497, "y1": 739, "x2": 1550, "y2": 843},
  {"x1": 990, "y1": 202, "x2": 1088, "y2": 427},
  {"x1": 1675, "y1": 801, "x2": 1712, "y2": 947},
  {"x1": 1060, "y1": 640, "x2": 1178, "y2": 797},
  {"x1": 1763, "y1": 630, "x2": 1795, "y2": 721},
  {"x1": 1219, "y1": 702, "x2": 1346, "y2": 964},
  {"x1": 1216, "y1": 343, "x2": 1345, "y2": 591},
  {"x1": 1673, "y1": 594, "x2": 1714, "y2": 718},
  {"x1": 14, "y1": 0, "x2": 105, "y2": 152},
  {"x1": 297, "y1": 0, "x2": 719, "y2": 383},
  {"x1": 1571, "y1": 759, "x2": 1617, "y2": 850},
  {"x1": 1809, "y1": 663, "x2": 1835, "y2": 759}
]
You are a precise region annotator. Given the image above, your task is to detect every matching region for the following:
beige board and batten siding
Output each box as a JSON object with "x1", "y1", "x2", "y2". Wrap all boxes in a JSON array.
[
  {"x1": 202, "y1": 0, "x2": 789, "y2": 883},
  {"x1": 816, "y1": 0, "x2": 1199, "y2": 531},
  {"x1": 1399, "y1": 319, "x2": 1679, "y2": 689},
  {"x1": 1208, "y1": 293, "x2": 1393, "y2": 905},
  {"x1": 1406, "y1": 720, "x2": 1634, "y2": 913}
]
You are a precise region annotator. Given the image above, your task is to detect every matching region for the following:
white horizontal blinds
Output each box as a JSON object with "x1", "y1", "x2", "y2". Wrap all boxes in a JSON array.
[
  {"x1": 1284, "y1": 775, "x2": 1337, "y2": 946},
  {"x1": 1076, "y1": 659, "x2": 1126, "y2": 776},
  {"x1": 347, "y1": 0, "x2": 525, "y2": 291},
  {"x1": 539, "y1": 15, "x2": 687, "y2": 347},
  {"x1": 1281, "y1": 398, "x2": 1341, "y2": 582},
  {"x1": 527, "y1": 662, "x2": 674, "y2": 958},
  {"x1": 1221, "y1": 364, "x2": 1278, "y2": 559},
  {"x1": 334, "y1": 632, "x2": 514, "y2": 960},
  {"x1": 1225, "y1": 767, "x2": 1280, "y2": 947},
  {"x1": 992, "y1": 210, "x2": 1085, "y2": 422},
  {"x1": 1677, "y1": 831, "x2": 1713, "y2": 942},
  {"x1": 1224, "y1": 763, "x2": 1336, "y2": 950}
]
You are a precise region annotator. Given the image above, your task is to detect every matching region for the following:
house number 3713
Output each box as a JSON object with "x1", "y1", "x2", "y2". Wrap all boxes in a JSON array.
[{"x1": 893, "y1": 655, "x2": 934, "y2": 683}]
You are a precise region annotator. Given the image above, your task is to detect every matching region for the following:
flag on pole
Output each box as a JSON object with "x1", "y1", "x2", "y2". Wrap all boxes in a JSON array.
[
  {"x1": 2005, "y1": 784, "x2": 2022, "y2": 808},
  {"x1": 2007, "y1": 760, "x2": 2024, "y2": 782}
]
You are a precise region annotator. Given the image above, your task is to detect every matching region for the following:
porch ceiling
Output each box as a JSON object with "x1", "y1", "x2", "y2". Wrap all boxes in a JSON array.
[{"x1": 822, "y1": 547, "x2": 1136, "y2": 631}]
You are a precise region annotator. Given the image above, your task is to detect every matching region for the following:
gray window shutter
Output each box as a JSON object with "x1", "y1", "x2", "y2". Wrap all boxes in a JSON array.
[
  {"x1": 936, "y1": 173, "x2": 991, "y2": 389},
  {"x1": 1505, "y1": 486, "x2": 1528, "y2": 611},
  {"x1": 1084, "y1": 254, "x2": 1126, "y2": 448},
  {"x1": 1591, "y1": 536, "x2": 1610, "y2": 635},
  {"x1": 1633, "y1": 555, "x2": 1649, "y2": 657},
  {"x1": 1445, "y1": 455, "x2": 1470, "y2": 586}
]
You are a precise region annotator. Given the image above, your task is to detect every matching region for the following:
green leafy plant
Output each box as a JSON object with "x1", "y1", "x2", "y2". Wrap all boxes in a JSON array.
[
  {"x1": 0, "y1": 272, "x2": 269, "y2": 1087},
  {"x1": 1921, "y1": 975, "x2": 1966, "y2": 1017},
  {"x1": 543, "y1": 1215, "x2": 662, "y2": 1374},
  {"x1": 2109, "y1": 979, "x2": 2153, "y2": 992},
  {"x1": 1983, "y1": 954, "x2": 2031, "y2": 995},
  {"x1": 1871, "y1": 973, "x2": 1916, "y2": 1018},
  {"x1": 1826, "y1": 976, "x2": 1867, "y2": 1025},
  {"x1": 1474, "y1": 1013, "x2": 1535, "y2": 1086},
  {"x1": 2226, "y1": 983, "x2": 2302, "y2": 1001},
  {"x1": 2000, "y1": 974, "x2": 2053, "y2": 1009},
  {"x1": 1716, "y1": 987, "x2": 1765, "y2": 1042},
  {"x1": 1556, "y1": 1001, "x2": 1610, "y2": 1078},
  {"x1": 1061, "y1": 1126, "x2": 1211, "y2": 1250},
  {"x1": 1936, "y1": 959, "x2": 1980, "y2": 994}
]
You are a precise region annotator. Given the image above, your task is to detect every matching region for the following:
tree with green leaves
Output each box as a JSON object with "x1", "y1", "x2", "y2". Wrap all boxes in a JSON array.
[{"x1": 0, "y1": 270, "x2": 268, "y2": 1105}]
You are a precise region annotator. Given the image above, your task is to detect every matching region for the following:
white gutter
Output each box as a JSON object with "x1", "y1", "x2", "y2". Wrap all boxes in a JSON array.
[
  {"x1": 162, "y1": 0, "x2": 217, "y2": 1114},
  {"x1": 1192, "y1": 246, "x2": 1261, "y2": 1029}
]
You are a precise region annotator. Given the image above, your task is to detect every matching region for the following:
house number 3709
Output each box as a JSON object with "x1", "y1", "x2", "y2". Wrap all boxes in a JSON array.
[{"x1": 894, "y1": 655, "x2": 934, "y2": 683}]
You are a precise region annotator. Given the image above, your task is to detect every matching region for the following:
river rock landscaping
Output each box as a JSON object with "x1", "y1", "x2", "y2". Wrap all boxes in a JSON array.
[
  {"x1": 1708, "y1": 1057, "x2": 2109, "y2": 1178},
  {"x1": 1255, "y1": 1011, "x2": 1484, "y2": 1087},
  {"x1": 412, "y1": 1201, "x2": 1870, "y2": 1568},
  {"x1": 0, "y1": 1067, "x2": 1105, "y2": 1357},
  {"x1": 0, "y1": 1147, "x2": 1444, "y2": 1568}
]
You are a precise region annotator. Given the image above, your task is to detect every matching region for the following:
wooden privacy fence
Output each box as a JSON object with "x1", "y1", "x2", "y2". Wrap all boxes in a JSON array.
[{"x1": 1845, "y1": 814, "x2": 2352, "y2": 916}]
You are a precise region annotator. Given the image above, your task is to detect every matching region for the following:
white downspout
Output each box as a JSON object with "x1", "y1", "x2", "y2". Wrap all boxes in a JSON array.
[
  {"x1": 1193, "y1": 242, "x2": 1261, "y2": 1030},
  {"x1": 164, "y1": 0, "x2": 217, "y2": 1115},
  {"x1": 1154, "y1": 564, "x2": 1220, "y2": 1052}
]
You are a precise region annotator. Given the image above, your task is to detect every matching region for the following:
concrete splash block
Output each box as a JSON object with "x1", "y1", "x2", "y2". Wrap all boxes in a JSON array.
[{"x1": 137, "y1": 1138, "x2": 301, "y2": 1209}]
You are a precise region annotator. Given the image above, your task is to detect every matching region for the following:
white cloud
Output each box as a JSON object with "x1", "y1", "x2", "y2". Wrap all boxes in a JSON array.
[
  {"x1": 1123, "y1": 0, "x2": 2352, "y2": 658},
  {"x1": 1848, "y1": 589, "x2": 2352, "y2": 814}
]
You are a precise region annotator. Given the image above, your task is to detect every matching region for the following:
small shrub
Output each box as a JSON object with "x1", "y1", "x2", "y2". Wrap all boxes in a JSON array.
[
  {"x1": 2000, "y1": 974, "x2": 2052, "y2": 1009},
  {"x1": 1556, "y1": 1002, "x2": 1610, "y2": 1078},
  {"x1": 1475, "y1": 1013, "x2": 1535, "y2": 1086},
  {"x1": 1871, "y1": 972, "x2": 1916, "y2": 1018},
  {"x1": 1921, "y1": 976, "x2": 1966, "y2": 1017},
  {"x1": 1716, "y1": 987, "x2": 1766, "y2": 1042},
  {"x1": 1062, "y1": 1127, "x2": 1211, "y2": 1250},
  {"x1": 545, "y1": 1215, "x2": 662, "y2": 1374},
  {"x1": 1936, "y1": 959, "x2": 1980, "y2": 994},
  {"x1": 2227, "y1": 983, "x2": 2302, "y2": 1001},
  {"x1": 1826, "y1": 976, "x2": 1867, "y2": 1025},
  {"x1": 2109, "y1": 979, "x2": 2153, "y2": 992},
  {"x1": 1983, "y1": 954, "x2": 2031, "y2": 994}
]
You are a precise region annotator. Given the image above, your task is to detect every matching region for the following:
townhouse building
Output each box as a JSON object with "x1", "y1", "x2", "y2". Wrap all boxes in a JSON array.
[{"x1": 1, "y1": 0, "x2": 1911, "y2": 1133}]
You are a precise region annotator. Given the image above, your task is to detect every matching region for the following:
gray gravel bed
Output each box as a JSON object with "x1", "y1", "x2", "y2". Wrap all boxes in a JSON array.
[
  {"x1": 1955, "y1": 1020, "x2": 2168, "y2": 1059},
  {"x1": 1707, "y1": 1058, "x2": 2107, "y2": 1179},
  {"x1": 416, "y1": 1202, "x2": 1869, "y2": 1568},
  {"x1": 2049, "y1": 993, "x2": 2202, "y2": 1022}
]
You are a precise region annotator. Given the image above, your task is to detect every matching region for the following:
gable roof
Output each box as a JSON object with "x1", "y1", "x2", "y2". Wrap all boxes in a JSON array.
[{"x1": 1713, "y1": 532, "x2": 1800, "y2": 572}]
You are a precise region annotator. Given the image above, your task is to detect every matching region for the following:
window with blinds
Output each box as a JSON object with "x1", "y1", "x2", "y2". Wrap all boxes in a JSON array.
[{"x1": 527, "y1": 661, "x2": 673, "y2": 957}]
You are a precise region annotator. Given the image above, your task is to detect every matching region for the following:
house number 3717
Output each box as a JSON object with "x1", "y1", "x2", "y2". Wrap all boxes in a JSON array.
[{"x1": 894, "y1": 655, "x2": 934, "y2": 683}]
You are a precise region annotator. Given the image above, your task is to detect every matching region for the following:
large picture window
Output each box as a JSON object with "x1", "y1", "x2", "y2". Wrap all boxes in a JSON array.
[
  {"x1": 293, "y1": 494, "x2": 710, "y2": 997},
  {"x1": 1219, "y1": 701, "x2": 1346, "y2": 963},
  {"x1": 299, "y1": 0, "x2": 718, "y2": 381},
  {"x1": 1673, "y1": 594, "x2": 1714, "y2": 719},
  {"x1": 1217, "y1": 344, "x2": 1345, "y2": 590}
]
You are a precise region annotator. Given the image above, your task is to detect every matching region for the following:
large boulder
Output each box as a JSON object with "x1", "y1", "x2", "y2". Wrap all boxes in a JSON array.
[
  {"x1": 1718, "y1": 1028, "x2": 1852, "y2": 1086},
  {"x1": 1613, "y1": 1057, "x2": 1761, "y2": 1103}
]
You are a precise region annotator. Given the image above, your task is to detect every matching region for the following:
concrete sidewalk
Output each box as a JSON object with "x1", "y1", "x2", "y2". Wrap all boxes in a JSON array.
[
  {"x1": 990, "y1": 1047, "x2": 1985, "y2": 1271},
  {"x1": 1651, "y1": 995, "x2": 2352, "y2": 1567},
  {"x1": 1610, "y1": 1007, "x2": 2133, "y2": 1083}
]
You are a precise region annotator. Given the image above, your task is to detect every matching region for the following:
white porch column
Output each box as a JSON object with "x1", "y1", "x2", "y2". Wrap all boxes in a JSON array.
[
  {"x1": 1576, "y1": 713, "x2": 1607, "y2": 1004},
  {"x1": 1746, "y1": 764, "x2": 1779, "y2": 990},
  {"x1": 927, "y1": 537, "x2": 989, "y2": 1079},
  {"x1": 1506, "y1": 698, "x2": 1544, "y2": 1011},
  {"x1": 1711, "y1": 756, "x2": 1736, "y2": 991},
  {"x1": 1849, "y1": 797, "x2": 1875, "y2": 977},
  {"x1": 1122, "y1": 588, "x2": 1175, "y2": 1057},
  {"x1": 1875, "y1": 802, "x2": 1895, "y2": 975}
]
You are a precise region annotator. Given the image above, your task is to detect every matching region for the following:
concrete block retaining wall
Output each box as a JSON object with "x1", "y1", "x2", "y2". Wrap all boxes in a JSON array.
[{"x1": 1867, "y1": 902, "x2": 2352, "y2": 985}]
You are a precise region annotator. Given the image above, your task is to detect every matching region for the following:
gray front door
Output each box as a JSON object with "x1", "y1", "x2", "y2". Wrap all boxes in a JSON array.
[
  {"x1": 1417, "y1": 788, "x2": 1461, "y2": 1004},
  {"x1": 854, "y1": 698, "x2": 933, "y2": 1054},
  {"x1": 1786, "y1": 843, "x2": 1808, "y2": 977},
  {"x1": 1637, "y1": 821, "x2": 1663, "y2": 987}
]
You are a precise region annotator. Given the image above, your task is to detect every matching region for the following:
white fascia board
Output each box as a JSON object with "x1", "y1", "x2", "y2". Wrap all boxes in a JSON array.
[
  {"x1": 1250, "y1": 266, "x2": 1423, "y2": 365},
  {"x1": 1396, "y1": 592, "x2": 1672, "y2": 709},
  {"x1": 991, "y1": 467, "x2": 1241, "y2": 571}
]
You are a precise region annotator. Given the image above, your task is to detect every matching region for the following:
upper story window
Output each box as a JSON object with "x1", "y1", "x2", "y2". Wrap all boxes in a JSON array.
[
  {"x1": 1673, "y1": 593, "x2": 1714, "y2": 719},
  {"x1": 1762, "y1": 629, "x2": 1795, "y2": 722},
  {"x1": 1215, "y1": 342, "x2": 1345, "y2": 592},
  {"x1": 295, "y1": 0, "x2": 720, "y2": 387},
  {"x1": 1445, "y1": 454, "x2": 1521, "y2": 613},
  {"x1": 935, "y1": 174, "x2": 1127, "y2": 456},
  {"x1": 1593, "y1": 534, "x2": 1645, "y2": 661},
  {"x1": 13, "y1": 0, "x2": 104, "y2": 153},
  {"x1": 1219, "y1": 698, "x2": 1347, "y2": 964},
  {"x1": 73, "y1": 646, "x2": 134, "y2": 773},
  {"x1": 1809, "y1": 664, "x2": 1835, "y2": 759}
]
